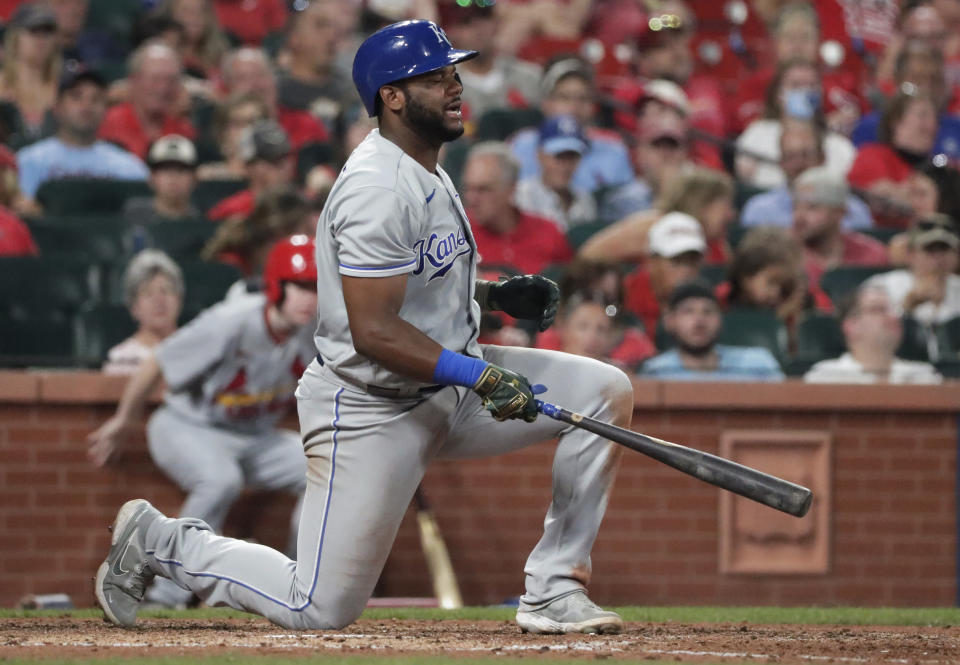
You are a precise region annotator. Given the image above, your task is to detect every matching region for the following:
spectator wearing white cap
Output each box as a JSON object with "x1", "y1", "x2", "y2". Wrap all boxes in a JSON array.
[
  {"x1": 510, "y1": 58, "x2": 633, "y2": 193},
  {"x1": 621, "y1": 211, "x2": 706, "y2": 336},
  {"x1": 640, "y1": 280, "x2": 785, "y2": 381},
  {"x1": 123, "y1": 135, "x2": 201, "y2": 227},
  {"x1": 515, "y1": 115, "x2": 597, "y2": 231},
  {"x1": 793, "y1": 166, "x2": 888, "y2": 294},
  {"x1": 864, "y1": 213, "x2": 960, "y2": 327},
  {"x1": 804, "y1": 285, "x2": 942, "y2": 384}
]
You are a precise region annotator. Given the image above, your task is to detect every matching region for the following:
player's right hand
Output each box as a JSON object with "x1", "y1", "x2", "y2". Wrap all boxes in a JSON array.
[
  {"x1": 471, "y1": 364, "x2": 538, "y2": 422},
  {"x1": 86, "y1": 416, "x2": 131, "y2": 467}
]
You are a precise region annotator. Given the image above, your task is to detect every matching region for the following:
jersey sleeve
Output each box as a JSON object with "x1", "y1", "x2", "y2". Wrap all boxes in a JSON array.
[
  {"x1": 331, "y1": 185, "x2": 419, "y2": 278},
  {"x1": 154, "y1": 306, "x2": 235, "y2": 391}
]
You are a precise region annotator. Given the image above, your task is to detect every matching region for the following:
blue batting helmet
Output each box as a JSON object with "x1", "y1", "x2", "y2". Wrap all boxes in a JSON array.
[{"x1": 352, "y1": 20, "x2": 478, "y2": 117}]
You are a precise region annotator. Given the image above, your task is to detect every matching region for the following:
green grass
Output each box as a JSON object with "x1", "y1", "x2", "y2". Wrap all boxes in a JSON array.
[{"x1": 3, "y1": 605, "x2": 960, "y2": 626}]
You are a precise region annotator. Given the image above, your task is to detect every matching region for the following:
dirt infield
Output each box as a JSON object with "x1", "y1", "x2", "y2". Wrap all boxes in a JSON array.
[{"x1": 3, "y1": 616, "x2": 960, "y2": 663}]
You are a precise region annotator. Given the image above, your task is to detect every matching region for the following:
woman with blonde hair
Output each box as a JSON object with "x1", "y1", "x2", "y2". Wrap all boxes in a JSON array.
[
  {"x1": 0, "y1": 5, "x2": 62, "y2": 146},
  {"x1": 579, "y1": 166, "x2": 735, "y2": 265},
  {"x1": 158, "y1": 0, "x2": 229, "y2": 79}
]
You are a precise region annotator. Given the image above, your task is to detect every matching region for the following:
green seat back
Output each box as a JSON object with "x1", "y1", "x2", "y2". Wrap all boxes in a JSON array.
[
  {"x1": 36, "y1": 178, "x2": 152, "y2": 216},
  {"x1": 718, "y1": 307, "x2": 788, "y2": 360},
  {"x1": 192, "y1": 179, "x2": 248, "y2": 215},
  {"x1": 0, "y1": 302, "x2": 76, "y2": 367},
  {"x1": 566, "y1": 219, "x2": 609, "y2": 251},
  {"x1": 937, "y1": 316, "x2": 960, "y2": 358},
  {"x1": 141, "y1": 220, "x2": 215, "y2": 260},
  {"x1": 27, "y1": 216, "x2": 130, "y2": 264},
  {"x1": 179, "y1": 260, "x2": 243, "y2": 313},
  {"x1": 73, "y1": 303, "x2": 137, "y2": 368},
  {"x1": 474, "y1": 108, "x2": 543, "y2": 142},
  {"x1": 819, "y1": 266, "x2": 888, "y2": 305},
  {"x1": 0, "y1": 256, "x2": 96, "y2": 311},
  {"x1": 699, "y1": 264, "x2": 727, "y2": 287},
  {"x1": 795, "y1": 313, "x2": 846, "y2": 361}
]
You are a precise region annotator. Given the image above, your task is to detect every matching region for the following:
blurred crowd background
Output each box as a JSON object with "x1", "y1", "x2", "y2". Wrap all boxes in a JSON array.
[{"x1": 0, "y1": 0, "x2": 959, "y2": 384}]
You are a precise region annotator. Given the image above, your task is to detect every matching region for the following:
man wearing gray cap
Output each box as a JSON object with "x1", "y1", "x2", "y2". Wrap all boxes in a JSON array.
[
  {"x1": 207, "y1": 120, "x2": 295, "y2": 222},
  {"x1": 792, "y1": 166, "x2": 887, "y2": 294},
  {"x1": 864, "y1": 213, "x2": 960, "y2": 327}
]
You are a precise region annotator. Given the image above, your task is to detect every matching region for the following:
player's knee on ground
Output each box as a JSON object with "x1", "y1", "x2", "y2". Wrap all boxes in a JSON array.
[{"x1": 276, "y1": 594, "x2": 367, "y2": 630}]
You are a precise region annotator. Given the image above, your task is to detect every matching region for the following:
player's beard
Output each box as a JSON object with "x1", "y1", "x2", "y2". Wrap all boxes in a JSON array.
[{"x1": 404, "y1": 94, "x2": 464, "y2": 143}]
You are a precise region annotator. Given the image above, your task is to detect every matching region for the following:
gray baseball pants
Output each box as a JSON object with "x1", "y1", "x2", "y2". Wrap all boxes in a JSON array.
[{"x1": 143, "y1": 346, "x2": 633, "y2": 628}]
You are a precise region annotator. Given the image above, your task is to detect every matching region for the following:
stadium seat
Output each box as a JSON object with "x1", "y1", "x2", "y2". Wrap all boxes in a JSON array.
[
  {"x1": 297, "y1": 142, "x2": 336, "y2": 182},
  {"x1": 0, "y1": 256, "x2": 98, "y2": 311},
  {"x1": 860, "y1": 227, "x2": 900, "y2": 245},
  {"x1": 27, "y1": 216, "x2": 130, "y2": 265},
  {"x1": 35, "y1": 178, "x2": 152, "y2": 216},
  {"x1": 699, "y1": 264, "x2": 727, "y2": 286},
  {"x1": 819, "y1": 266, "x2": 889, "y2": 305},
  {"x1": 794, "y1": 313, "x2": 846, "y2": 362},
  {"x1": 935, "y1": 359, "x2": 960, "y2": 379},
  {"x1": 473, "y1": 108, "x2": 543, "y2": 142},
  {"x1": 566, "y1": 219, "x2": 610, "y2": 251},
  {"x1": 441, "y1": 138, "x2": 470, "y2": 190},
  {"x1": 897, "y1": 316, "x2": 930, "y2": 362},
  {"x1": 733, "y1": 182, "x2": 767, "y2": 211},
  {"x1": 179, "y1": 260, "x2": 244, "y2": 313},
  {"x1": 192, "y1": 179, "x2": 248, "y2": 215},
  {"x1": 140, "y1": 220, "x2": 215, "y2": 260},
  {"x1": 73, "y1": 303, "x2": 137, "y2": 368},
  {"x1": 718, "y1": 307, "x2": 788, "y2": 360},
  {"x1": 0, "y1": 301, "x2": 76, "y2": 367},
  {"x1": 726, "y1": 224, "x2": 750, "y2": 249},
  {"x1": 937, "y1": 316, "x2": 960, "y2": 358}
]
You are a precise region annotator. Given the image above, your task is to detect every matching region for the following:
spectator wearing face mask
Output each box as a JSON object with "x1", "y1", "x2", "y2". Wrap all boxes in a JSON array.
[
  {"x1": 640, "y1": 280, "x2": 784, "y2": 381},
  {"x1": 735, "y1": 59, "x2": 856, "y2": 190},
  {"x1": 804, "y1": 285, "x2": 942, "y2": 384}
]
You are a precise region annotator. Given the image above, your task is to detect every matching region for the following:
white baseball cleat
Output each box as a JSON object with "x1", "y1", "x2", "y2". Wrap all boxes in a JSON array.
[
  {"x1": 516, "y1": 591, "x2": 623, "y2": 634},
  {"x1": 94, "y1": 499, "x2": 162, "y2": 628}
]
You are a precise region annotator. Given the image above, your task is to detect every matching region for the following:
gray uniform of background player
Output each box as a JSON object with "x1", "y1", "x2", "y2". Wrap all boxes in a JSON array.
[
  {"x1": 145, "y1": 293, "x2": 313, "y2": 605},
  {"x1": 142, "y1": 130, "x2": 633, "y2": 628}
]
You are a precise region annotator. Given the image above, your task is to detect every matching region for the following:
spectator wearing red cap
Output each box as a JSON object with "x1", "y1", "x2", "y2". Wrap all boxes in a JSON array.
[
  {"x1": 463, "y1": 141, "x2": 573, "y2": 275},
  {"x1": 438, "y1": 1, "x2": 542, "y2": 122},
  {"x1": 213, "y1": 0, "x2": 287, "y2": 46},
  {"x1": 510, "y1": 57, "x2": 633, "y2": 193},
  {"x1": 98, "y1": 43, "x2": 197, "y2": 160},
  {"x1": 0, "y1": 144, "x2": 37, "y2": 257}
]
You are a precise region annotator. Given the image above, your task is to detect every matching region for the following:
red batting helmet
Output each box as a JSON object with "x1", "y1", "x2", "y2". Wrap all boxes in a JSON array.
[{"x1": 264, "y1": 234, "x2": 317, "y2": 304}]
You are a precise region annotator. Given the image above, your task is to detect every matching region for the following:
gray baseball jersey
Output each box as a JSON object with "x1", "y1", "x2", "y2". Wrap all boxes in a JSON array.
[
  {"x1": 314, "y1": 129, "x2": 482, "y2": 390},
  {"x1": 155, "y1": 294, "x2": 316, "y2": 432}
]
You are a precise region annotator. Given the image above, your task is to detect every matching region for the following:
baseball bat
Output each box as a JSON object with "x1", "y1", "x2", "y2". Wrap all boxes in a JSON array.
[
  {"x1": 535, "y1": 400, "x2": 813, "y2": 518},
  {"x1": 414, "y1": 487, "x2": 463, "y2": 609}
]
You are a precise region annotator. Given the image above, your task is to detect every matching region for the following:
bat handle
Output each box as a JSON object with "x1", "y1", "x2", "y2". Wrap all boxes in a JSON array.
[{"x1": 535, "y1": 399, "x2": 563, "y2": 419}]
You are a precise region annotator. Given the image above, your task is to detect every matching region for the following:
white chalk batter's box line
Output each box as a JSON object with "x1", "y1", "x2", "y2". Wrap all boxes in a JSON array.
[{"x1": 17, "y1": 636, "x2": 951, "y2": 663}]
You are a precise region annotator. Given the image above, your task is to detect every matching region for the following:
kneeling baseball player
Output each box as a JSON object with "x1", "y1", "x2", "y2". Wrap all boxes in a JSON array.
[{"x1": 94, "y1": 20, "x2": 634, "y2": 635}]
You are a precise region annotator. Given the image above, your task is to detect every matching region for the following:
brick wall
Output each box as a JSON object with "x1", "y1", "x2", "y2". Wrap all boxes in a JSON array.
[{"x1": 1, "y1": 372, "x2": 957, "y2": 608}]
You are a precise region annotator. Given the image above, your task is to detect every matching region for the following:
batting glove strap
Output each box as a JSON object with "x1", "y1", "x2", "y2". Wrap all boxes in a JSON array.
[{"x1": 472, "y1": 364, "x2": 538, "y2": 422}]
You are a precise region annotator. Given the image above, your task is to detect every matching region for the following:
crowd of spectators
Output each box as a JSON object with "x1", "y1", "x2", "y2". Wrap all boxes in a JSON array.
[{"x1": 1, "y1": 0, "x2": 959, "y2": 384}]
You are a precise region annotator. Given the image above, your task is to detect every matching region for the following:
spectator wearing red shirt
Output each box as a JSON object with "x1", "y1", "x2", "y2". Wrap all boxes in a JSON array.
[
  {"x1": 99, "y1": 43, "x2": 196, "y2": 160},
  {"x1": 462, "y1": 142, "x2": 573, "y2": 275},
  {"x1": 0, "y1": 206, "x2": 37, "y2": 255},
  {"x1": 207, "y1": 119, "x2": 295, "y2": 222},
  {"x1": 220, "y1": 47, "x2": 329, "y2": 151},
  {"x1": 622, "y1": 211, "x2": 706, "y2": 337},
  {"x1": 731, "y1": 3, "x2": 865, "y2": 137},
  {"x1": 213, "y1": 0, "x2": 287, "y2": 46},
  {"x1": 794, "y1": 166, "x2": 888, "y2": 293},
  {"x1": 847, "y1": 90, "x2": 940, "y2": 228}
]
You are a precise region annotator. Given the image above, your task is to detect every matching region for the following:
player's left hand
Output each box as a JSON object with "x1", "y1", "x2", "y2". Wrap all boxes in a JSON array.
[{"x1": 489, "y1": 275, "x2": 560, "y2": 332}]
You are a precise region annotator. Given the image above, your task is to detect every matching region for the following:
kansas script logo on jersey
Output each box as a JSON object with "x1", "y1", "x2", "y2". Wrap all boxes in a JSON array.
[{"x1": 413, "y1": 229, "x2": 471, "y2": 281}]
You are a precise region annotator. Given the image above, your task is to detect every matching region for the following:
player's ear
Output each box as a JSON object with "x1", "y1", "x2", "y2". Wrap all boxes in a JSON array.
[{"x1": 380, "y1": 84, "x2": 406, "y2": 114}]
